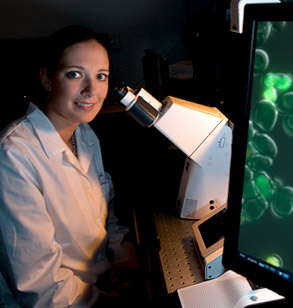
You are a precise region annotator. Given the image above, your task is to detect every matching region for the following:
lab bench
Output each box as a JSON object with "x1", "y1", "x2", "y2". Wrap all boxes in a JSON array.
[
  {"x1": 153, "y1": 208, "x2": 204, "y2": 293},
  {"x1": 133, "y1": 193, "x2": 205, "y2": 307}
]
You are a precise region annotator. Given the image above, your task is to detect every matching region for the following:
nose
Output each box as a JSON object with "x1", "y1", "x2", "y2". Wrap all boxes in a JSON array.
[{"x1": 81, "y1": 77, "x2": 97, "y2": 97}]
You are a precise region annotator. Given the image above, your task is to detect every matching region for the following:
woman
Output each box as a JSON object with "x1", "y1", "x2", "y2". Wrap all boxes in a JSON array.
[{"x1": 0, "y1": 25, "x2": 137, "y2": 307}]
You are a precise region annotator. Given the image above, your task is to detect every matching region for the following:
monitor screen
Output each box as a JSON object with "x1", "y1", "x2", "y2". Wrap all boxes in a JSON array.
[{"x1": 223, "y1": 2, "x2": 293, "y2": 302}]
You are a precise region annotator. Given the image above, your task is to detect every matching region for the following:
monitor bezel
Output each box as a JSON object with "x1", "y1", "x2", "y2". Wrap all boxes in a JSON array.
[{"x1": 223, "y1": 2, "x2": 293, "y2": 301}]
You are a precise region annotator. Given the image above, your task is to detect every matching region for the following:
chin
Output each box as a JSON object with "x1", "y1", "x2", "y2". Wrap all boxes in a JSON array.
[
  {"x1": 75, "y1": 105, "x2": 102, "y2": 124},
  {"x1": 80, "y1": 113, "x2": 99, "y2": 124}
]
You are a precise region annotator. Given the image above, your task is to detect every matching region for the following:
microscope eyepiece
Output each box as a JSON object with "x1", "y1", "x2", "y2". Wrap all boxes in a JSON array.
[{"x1": 113, "y1": 81, "x2": 129, "y2": 100}]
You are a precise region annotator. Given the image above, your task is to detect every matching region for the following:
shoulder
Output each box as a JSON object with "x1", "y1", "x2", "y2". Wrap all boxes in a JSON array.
[
  {"x1": 0, "y1": 122, "x2": 34, "y2": 163},
  {"x1": 0, "y1": 116, "x2": 28, "y2": 142},
  {"x1": 0, "y1": 127, "x2": 37, "y2": 185},
  {"x1": 0, "y1": 103, "x2": 43, "y2": 148},
  {"x1": 0, "y1": 109, "x2": 44, "y2": 170},
  {"x1": 0, "y1": 117, "x2": 36, "y2": 154}
]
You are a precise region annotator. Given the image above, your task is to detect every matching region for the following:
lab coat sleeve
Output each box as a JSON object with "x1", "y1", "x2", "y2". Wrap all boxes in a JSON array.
[{"x1": 0, "y1": 148, "x2": 100, "y2": 308}]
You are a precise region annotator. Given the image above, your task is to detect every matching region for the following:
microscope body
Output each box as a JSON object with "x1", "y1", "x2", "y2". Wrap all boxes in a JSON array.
[
  {"x1": 116, "y1": 85, "x2": 233, "y2": 219},
  {"x1": 155, "y1": 97, "x2": 232, "y2": 219}
]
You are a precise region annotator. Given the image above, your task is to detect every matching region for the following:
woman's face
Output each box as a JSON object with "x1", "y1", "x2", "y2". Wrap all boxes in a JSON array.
[{"x1": 43, "y1": 39, "x2": 110, "y2": 130}]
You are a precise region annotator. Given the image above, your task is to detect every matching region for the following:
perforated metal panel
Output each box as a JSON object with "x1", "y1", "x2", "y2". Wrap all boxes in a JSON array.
[{"x1": 154, "y1": 211, "x2": 204, "y2": 293}]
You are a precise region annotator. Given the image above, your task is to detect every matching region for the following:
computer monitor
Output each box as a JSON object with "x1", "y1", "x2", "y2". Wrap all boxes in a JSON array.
[{"x1": 223, "y1": 2, "x2": 293, "y2": 304}]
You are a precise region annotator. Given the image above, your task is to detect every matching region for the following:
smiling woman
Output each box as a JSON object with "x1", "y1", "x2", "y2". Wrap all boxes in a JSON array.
[
  {"x1": 0, "y1": 25, "x2": 138, "y2": 307},
  {"x1": 42, "y1": 40, "x2": 110, "y2": 152},
  {"x1": 40, "y1": 27, "x2": 110, "y2": 153}
]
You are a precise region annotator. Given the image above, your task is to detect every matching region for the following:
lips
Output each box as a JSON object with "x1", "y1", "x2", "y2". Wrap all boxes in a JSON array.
[{"x1": 75, "y1": 102, "x2": 96, "y2": 110}]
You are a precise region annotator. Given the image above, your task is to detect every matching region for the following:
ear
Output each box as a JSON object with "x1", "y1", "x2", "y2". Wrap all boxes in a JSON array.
[{"x1": 40, "y1": 68, "x2": 52, "y2": 92}]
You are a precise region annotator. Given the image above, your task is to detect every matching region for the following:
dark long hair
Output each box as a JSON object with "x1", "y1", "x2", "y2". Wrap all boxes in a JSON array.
[{"x1": 42, "y1": 25, "x2": 110, "y2": 78}]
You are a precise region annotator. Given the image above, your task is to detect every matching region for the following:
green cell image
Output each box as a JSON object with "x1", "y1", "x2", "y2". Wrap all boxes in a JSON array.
[
  {"x1": 275, "y1": 74, "x2": 292, "y2": 91},
  {"x1": 264, "y1": 73, "x2": 292, "y2": 91},
  {"x1": 266, "y1": 254, "x2": 283, "y2": 268},
  {"x1": 271, "y1": 186, "x2": 293, "y2": 218},
  {"x1": 242, "y1": 197, "x2": 268, "y2": 222},
  {"x1": 243, "y1": 179, "x2": 258, "y2": 202},
  {"x1": 238, "y1": 18, "x2": 293, "y2": 276},
  {"x1": 243, "y1": 165, "x2": 258, "y2": 202},
  {"x1": 272, "y1": 177, "x2": 284, "y2": 190},
  {"x1": 263, "y1": 86, "x2": 277, "y2": 102},
  {"x1": 256, "y1": 22, "x2": 272, "y2": 45},
  {"x1": 254, "y1": 49, "x2": 269, "y2": 73},
  {"x1": 253, "y1": 133, "x2": 278, "y2": 158},
  {"x1": 271, "y1": 21, "x2": 286, "y2": 32},
  {"x1": 277, "y1": 92, "x2": 293, "y2": 113},
  {"x1": 264, "y1": 73, "x2": 280, "y2": 87},
  {"x1": 255, "y1": 171, "x2": 274, "y2": 201},
  {"x1": 283, "y1": 114, "x2": 293, "y2": 136},
  {"x1": 253, "y1": 100, "x2": 278, "y2": 132},
  {"x1": 248, "y1": 154, "x2": 273, "y2": 172}
]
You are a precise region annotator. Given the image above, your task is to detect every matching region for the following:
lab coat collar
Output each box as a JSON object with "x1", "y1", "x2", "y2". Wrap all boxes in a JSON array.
[
  {"x1": 26, "y1": 103, "x2": 96, "y2": 175},
  {"x1": 26, "y1": 103, "x2": 66, "y2": 159}
]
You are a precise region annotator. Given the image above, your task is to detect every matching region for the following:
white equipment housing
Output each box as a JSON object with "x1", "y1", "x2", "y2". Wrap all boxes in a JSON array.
[
  {"x1": 230, "y1": 0, "x2": 281, "y2": 33},
  {"x1": 155, "y1": 97, "x2": 233, "y2": 219},
  {"x1": 116, "y1": 85, "x2": 233, "y2": 219}
]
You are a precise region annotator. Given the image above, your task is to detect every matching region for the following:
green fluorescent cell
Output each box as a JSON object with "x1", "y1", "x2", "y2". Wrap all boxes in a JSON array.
[
  {"x1": 255, "y1": 171, "x2": 274, "y2": 200},
  {"x1": 263, "y1": 86, "x2": 277, "y2": 102},
  {"x1": 248, "y1": 154, "x2": 273, "y2": 171},
  {"x1": 283, "y1": 114, "x2": 293, "y2": 136},
  {"x1": 243, "y1": 197, "x2": 268, "y2": 222},
  {"x1": 271, "y1": 21, "x2": 287, "y2": 32},
  {"x1": 256, "y1": 22, "x2": 272, "y2": 45},
  {"x1": 253, "y1": 133, "x2": 278, "y2": 158},
  {"x1": 273, "y1": 177, "x2": 284, "y2": 189},
  {"x1": 264, "y1": 73, "x2": 279, "y2": 87},
  {"x1": 277, "y1": 92, "x2": 293, "y2": 113},
  {"x1": 254, "y1": 49, "x2": 269, "y2": 73},
  {"x1": 264, "y1": 73, "x2": 292, "y2": 91},
  {"x1": 266, "y1": 254, "x2": 283, "y2": 267},
  {"x1": 243, "y1": 180, "x2": 258, "y2": 202},
  {"x1": 271, "y1": 186, "x2": 293, "y2": 218},
  {"x1": 253, "y1": 100, "x2": 278, "y2": 132},
  {"x1": 276, "y1": 74, "x2": 292, "y2": 91}
]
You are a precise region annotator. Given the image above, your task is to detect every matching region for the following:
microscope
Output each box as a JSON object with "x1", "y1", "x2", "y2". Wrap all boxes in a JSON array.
[{"x1": 114, "y1": 82, "x2": 233, "y2": 220}]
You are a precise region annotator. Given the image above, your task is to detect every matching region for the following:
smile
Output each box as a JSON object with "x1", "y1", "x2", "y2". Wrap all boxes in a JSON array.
[{"x1": 75, "y1": 102, "x2": 96, "y2": 110}]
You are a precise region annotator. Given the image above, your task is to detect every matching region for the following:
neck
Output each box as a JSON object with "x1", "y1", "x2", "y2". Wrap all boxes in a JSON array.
[
  {"x1": 59, "y1": 127, "x2": 77, "y2": 152},
  {"x1": 44, "y1": 108, "x2": 78, "y2": 148}
]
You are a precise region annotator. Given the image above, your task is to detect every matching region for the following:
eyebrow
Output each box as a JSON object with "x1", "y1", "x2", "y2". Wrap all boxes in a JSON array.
[{"x1": 64, "y1": 65, "x2": 110, "y2": 73}]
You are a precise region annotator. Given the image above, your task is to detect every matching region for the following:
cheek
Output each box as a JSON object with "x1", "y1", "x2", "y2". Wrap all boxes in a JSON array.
[
  {"x1": 100, "y1": 83, "x2": 109, "y2": 99},
  {"x1": 51, "y1": 80, "x2": 76, "y2": 101}
]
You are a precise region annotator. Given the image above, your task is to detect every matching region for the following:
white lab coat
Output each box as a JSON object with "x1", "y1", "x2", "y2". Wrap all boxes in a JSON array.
[{"x1": 0, "y1": 103, "x2": 128, "y2": 307}]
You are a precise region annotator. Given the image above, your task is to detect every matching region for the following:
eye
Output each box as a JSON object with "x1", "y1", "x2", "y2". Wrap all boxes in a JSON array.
[
  {"x1": 97, "y1": 73, "x2": 109, "y2": 81},
  {"x1": 66, "y1": 71, "x2": 82, "y2": 79}
]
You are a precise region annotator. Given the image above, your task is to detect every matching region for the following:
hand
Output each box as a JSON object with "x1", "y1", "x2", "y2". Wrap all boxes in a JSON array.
[{"x1": 110, "y1": 241, "x2": 139, "y2": 274}]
